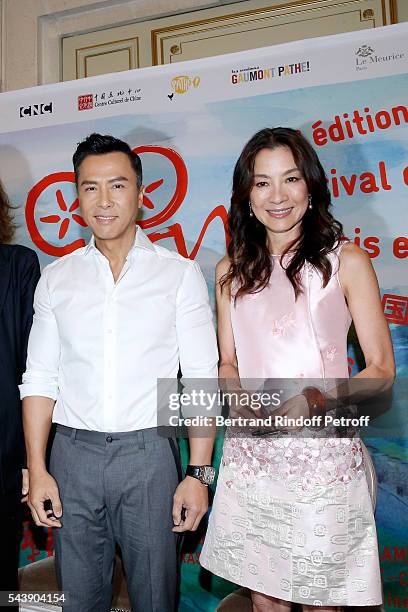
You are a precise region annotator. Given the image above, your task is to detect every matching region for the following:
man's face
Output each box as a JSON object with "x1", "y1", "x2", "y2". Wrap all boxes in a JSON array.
[{"x1": 77, "y1": 151, "x2": 143, "y2": 244}]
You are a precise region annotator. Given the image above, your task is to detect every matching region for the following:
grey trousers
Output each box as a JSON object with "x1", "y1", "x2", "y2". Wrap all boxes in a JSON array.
[{"x1": 49, "y1": 426, "x2": 181, "y2": 612}]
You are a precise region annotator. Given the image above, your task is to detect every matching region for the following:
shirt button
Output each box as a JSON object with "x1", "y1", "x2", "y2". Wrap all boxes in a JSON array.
[{"x1": 106, "y1": 435, "x2": 113, "y2": 443}]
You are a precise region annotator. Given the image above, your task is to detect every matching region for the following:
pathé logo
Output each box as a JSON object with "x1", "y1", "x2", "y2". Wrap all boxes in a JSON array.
[{"x1": 171, "y1": 76, "x2": 200, "y2": 95}]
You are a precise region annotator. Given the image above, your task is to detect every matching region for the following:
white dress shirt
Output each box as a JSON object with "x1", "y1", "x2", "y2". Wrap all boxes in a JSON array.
[{"x1": 20, "y1": 228, "x2": 218, "y2": 432}]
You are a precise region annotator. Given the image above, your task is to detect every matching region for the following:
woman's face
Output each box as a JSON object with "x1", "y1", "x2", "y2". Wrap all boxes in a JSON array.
[{"x1": 249, "y1": 145, "x2": 309, "y2": 243}]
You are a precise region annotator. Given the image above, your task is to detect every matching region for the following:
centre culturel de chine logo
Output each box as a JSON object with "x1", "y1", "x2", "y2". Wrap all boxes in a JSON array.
[
  {"x1": 356, "y1": 45, "x2": 375, "y2": 58},
  {"x1": 171, "y1": 75, "x2": 200, "y2": 95},
  {"x1": 78, "y1": 87, "x2": 141, "y2": 111}
]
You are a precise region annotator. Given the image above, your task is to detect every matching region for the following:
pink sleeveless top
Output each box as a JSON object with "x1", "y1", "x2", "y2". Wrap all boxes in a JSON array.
[{"x1": 231, "y1": 245, "x2": 351, "y2": 381}]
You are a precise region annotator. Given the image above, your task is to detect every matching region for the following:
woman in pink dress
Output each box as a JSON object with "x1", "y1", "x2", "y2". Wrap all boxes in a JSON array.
[{"x1": 200, "y1": 128, "x2": 395, "y2": 610}]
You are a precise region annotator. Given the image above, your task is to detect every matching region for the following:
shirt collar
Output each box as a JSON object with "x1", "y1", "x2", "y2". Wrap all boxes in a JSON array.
[{"x1": 84, "y1": 226, "x2": 155, "y2": 257}]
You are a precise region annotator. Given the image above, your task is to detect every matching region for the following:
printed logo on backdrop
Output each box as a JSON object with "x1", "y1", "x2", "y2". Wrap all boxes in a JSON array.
[
  {"x1": 19, "y1": 103, "x2": 53, "y2": 119},
  {"x1": 78, "y1": 94, "x2": 93, "y2": 111},
  {"x1": 382, "y1": 294, "x2": 408, "y2": 326},
  {"x1": 171, "y1": 75, "x2": 200, "y2": 95},
  {"x1": 25, "y1": 172, "x2": 86, "y2": 257},
  {"x1": 356, "y1": 45, "x2": 375, "y2": 58},
  {"x1": 355, "y1": 44, "x2": 405, "y2": 71},
  {"x1": 231, "y1": 60, "x2": 310, "y2": 85},
  {"x1": 77, "y1": 87, "x2": 142, "y2": 111}
]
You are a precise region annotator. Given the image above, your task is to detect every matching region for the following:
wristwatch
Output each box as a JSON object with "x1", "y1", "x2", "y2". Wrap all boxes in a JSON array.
[{"x1": 186, "y1": 465, "x2": 216, "y2": 486}]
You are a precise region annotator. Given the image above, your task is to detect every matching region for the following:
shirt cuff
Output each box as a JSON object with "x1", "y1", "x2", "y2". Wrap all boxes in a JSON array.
[{"x1": 19, "y1": 376, "x2": 59, "y2": 401}]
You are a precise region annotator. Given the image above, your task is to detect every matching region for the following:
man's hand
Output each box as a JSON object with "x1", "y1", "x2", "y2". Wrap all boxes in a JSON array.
[
  {"x1": 172, "y1": 476, "x2": 208, "y2": 532},
  {"x1": 21, "y1": 468, "x2": 29, "y2": 503},
  {"x1": 28, "y1": 470, "x2": 63, "y2": 528}
]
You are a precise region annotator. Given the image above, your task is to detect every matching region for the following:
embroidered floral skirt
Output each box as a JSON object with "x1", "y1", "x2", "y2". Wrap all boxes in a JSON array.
[{"x1": 200, "y1": 435, "x2": 383, "y2": 606}]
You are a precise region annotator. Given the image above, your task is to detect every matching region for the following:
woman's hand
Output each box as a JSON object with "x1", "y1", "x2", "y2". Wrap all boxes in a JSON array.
[
  {"x1": 270, "y1": 393, "x2": 309, "y2": 431},
  {"x1": 225, "y1": 388, "x2": 268, "y2": 421}
]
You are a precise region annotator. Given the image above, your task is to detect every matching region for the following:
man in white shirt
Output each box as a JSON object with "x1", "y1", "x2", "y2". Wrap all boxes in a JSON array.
[{"x1": 21, "y1": 133, "x2": 219, "y2": 612}]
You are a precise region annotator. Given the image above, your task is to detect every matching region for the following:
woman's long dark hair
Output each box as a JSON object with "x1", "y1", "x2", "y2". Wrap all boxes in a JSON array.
[
  {"x1": 0, "y1": 180, "x2": 16, "y2": 243},
  {"x1": 222, "y1": 127, "x2": 343, "y2": 299}
]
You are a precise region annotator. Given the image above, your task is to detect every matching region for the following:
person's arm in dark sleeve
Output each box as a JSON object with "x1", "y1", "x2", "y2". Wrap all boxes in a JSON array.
[{"x1": 19, "y1": 249, "x2": 41, "y2": 380}]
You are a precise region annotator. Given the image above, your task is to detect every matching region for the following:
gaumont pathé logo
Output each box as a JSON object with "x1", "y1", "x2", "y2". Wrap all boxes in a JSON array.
[
  {"x1": 78, "y1": 87, "x2": 141, "y2": 111},
  {"x1": 171, "y1": 75, "x2": 200, "y2": 94},
  {"x1": 355, "y1": 44, "x2": 405, "y2": 71},
  {"x1": 19, "y1": 102, "x2": 53, "y2": 118},
  {"x1": 231, "y1": 61, "x2": 310, "y2": 85}
]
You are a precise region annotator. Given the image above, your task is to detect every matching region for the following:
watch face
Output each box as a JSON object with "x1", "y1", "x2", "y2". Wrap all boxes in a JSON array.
[{"x1": 201, "y1": 466, "x2": 216, "y2": 485}]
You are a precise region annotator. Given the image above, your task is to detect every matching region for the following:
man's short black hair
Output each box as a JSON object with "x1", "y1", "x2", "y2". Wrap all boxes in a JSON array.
[{"x1": 73, "y1": 133, "x2": 142, "y2": 188}]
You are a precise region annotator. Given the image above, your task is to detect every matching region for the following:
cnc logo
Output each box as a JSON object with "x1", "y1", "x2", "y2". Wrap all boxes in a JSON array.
[
  {"x1": 19, "y1": 102, "x2": 53, "y2": 118},
  {"x1": 355, "y1": 45, "x2": 374, "y2": 58},
  {"x1": 78, "y1": 94, "x2": 93, "y2": 111},
  {"x1": 171, "y1": 75, "x2": 200, "y2": 95}
]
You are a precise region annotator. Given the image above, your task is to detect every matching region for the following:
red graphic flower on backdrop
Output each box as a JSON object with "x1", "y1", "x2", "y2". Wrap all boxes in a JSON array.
[
  {"x1": 25, "y1": 147, "x2": 189, "y2": 257},
  {"x1": 26, "y1": 172, "x2": 87, "y2": 257},
  {"x1": 40, "y1": 188, "x2": 87, "y2": 239}
]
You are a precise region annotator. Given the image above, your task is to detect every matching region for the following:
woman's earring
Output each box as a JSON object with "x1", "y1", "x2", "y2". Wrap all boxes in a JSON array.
[
  {"x1": 308, "y1": 194, "x2": 312, "y2": 210},
  {"x1": 249, "y1": 201, "x2": 254, "y2": 217}
]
